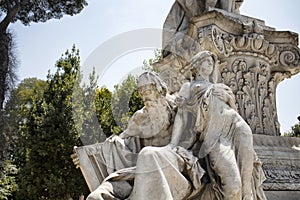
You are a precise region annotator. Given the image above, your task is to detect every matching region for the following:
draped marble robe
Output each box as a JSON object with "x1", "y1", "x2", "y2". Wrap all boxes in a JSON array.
[{"x1": 129, "y1": 83, "x2": 266, "y2": 200}]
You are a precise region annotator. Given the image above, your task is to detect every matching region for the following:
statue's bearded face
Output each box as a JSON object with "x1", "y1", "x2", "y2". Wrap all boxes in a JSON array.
[{"x1": 138, "y1": 84, "x2": 158, "y2": 104}]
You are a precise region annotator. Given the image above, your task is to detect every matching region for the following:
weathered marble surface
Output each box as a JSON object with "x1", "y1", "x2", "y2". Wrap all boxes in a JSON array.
[
  {"x1": 85, "y1": 72, "x2": 207, "y2": 200},
  {"x1": 157, "y1": 9, "x2": 300, "y2": 136},
  {"x1": 156, "y1": 4, "x2": 300, "y2": 199},
  {"x1": 167, "y1": 51, "x2": 266, "y2": 200},
  {"x1": 73, "y1": 1, "x2": 300, "y2": 199},
  {"x1": 253, "y1": 134, "x2": 300, "y2": 191},
  {"x1": 75, "y1": 53, "x2": 266, "y2": 200},
  {"x1": 162, "y1": 0, "x2": 244, "y2": 57}
]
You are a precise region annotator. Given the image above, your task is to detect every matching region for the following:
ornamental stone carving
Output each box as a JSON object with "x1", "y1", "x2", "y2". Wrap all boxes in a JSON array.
[
  {"x1": 253, "y1": 134, "x2": 300, "y2": 191},
  {"x1": 156, "y1": 9, "x2": 300, "y2": 136},
  {"x1": 73, "y1": 2, "x2": 300, "y2": 200}
]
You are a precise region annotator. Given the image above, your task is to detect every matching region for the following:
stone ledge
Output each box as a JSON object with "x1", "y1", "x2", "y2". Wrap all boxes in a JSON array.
[
  {"x1": 253, "y1": 134, "x2": 300, "y2": 191},
  {"x1": 265, "y1": 191, "x2": 300, "y2": 200}
]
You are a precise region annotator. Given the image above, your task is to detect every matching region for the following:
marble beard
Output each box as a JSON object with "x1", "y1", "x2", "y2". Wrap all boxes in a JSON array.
[{"x1": 86, "y1": 52, "x2": 266, "y2": 200}]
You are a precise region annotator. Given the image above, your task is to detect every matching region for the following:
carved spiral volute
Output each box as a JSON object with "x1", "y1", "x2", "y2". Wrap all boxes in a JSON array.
[{"x1": 279, "y1": 49, "x2": 300, "y2": 67}]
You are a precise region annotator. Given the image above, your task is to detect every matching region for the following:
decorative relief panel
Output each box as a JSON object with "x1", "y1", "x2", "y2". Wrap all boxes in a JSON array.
[
  {"x1": 253, "y1": 134, "x2": 300, "y2": 190},
  {"x1": 220, "y1": 57, "x2": 280, "y2": 135},
  {"x1": 195, "y1": 25, "x2": 300, "y2": 135},
  {"x1": 156, "y1": 10, "x2": 300, "y2": 194}
]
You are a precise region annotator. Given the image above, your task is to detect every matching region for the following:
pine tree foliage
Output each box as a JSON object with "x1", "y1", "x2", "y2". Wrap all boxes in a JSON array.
[
  {"x1": 0, "y1": 0, "x2": 88, "y2": 31},
  {"x1": 15, "y1": 46, "x2": 89, "y2": 199},
  {"x1": 94, "y1": 86, "x2": 116, "y2": 137},
  {"x1": 0, "y1": 0, "x2": 88, "y2": 117}
]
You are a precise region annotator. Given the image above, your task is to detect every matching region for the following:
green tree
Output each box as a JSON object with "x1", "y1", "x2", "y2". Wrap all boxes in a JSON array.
[
  {"x1": 94, "y1": 86, "x2": 117, "y2": 137},
  {"x1": 0, "y1": 160, "x2": 18, "y2": 200},
  {"x1": 2, "y1": 78, "x2": 47, "y2": 161},
  {"x1": 15, "y1": 46, "x2": 89, "y2": 199},
  {"x1": 0, "y1": 0, "x2": 88, "y2": 111},
  {"x1": 72, "y1": 68, "x2": 108, "y2": 145},
  {"x1": 284, "y1": 122, "x2": 300, "y2": 138},
  {"x1": 0, "y1": 78, "x2": 46, "y2": 200},
  {"x1": 142, "y1": 49, "x2": 162, "y2": 72},
  {"x1": 0, "y1": 31, "x2": 18, "y2": 162},
  {"x1": 93, "y1": 50, "x2": 163, "y2": 137}
]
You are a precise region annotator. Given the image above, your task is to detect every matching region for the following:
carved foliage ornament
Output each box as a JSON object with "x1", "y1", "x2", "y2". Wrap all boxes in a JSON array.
[{"x1": 221, "y1": 58, "x2": 280, "y2": 135}]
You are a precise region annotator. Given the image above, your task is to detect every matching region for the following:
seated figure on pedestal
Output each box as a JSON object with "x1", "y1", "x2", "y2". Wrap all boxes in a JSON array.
[
  {"x1": 85, "y1": 72, "x2": 175, "y2": 199},
  {"x1": 162, "y1": 0, "x2": 244, "y2": 57},
  {"x1": 87, "y1": 72, "x2": 198, "y2": 199},
  {"x1": 87, "y1": 72, "x2": 206, "y2": 200},
  {"x1": 128, "y1": 51, "x2": 266, "y2": 200},
  {"x1": 87, "y1": 51, "x2": 267, "y2": 200}
]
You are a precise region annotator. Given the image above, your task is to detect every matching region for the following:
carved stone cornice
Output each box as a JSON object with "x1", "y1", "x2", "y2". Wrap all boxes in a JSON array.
[
  {"x1": 190, "y1": 10, "x2": 300, "y2": 76},
  {"x1": 253, "y1": 134, "x2": 300, "y2": 190}
]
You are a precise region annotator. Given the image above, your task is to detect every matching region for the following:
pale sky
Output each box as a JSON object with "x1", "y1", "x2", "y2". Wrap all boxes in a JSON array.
[{"x1": 9, "y1": 0, "x2": 300, "y2": 133}]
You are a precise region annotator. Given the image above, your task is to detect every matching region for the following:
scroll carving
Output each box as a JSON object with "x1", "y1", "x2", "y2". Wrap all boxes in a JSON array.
[
  {"x1": 158, "y1": 11, "x2": 300, "y2": 136},
  {"x1": 209, "y1": 27, "x2": 279, "y2": 63},
  {"x1": 278, "y1": 46, "x2": 300, "y2": 73}
]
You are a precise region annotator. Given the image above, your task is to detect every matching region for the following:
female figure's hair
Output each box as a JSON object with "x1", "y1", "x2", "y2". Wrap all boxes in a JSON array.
[{"x1": 189, "y1": 51, "x2": 219, "y2": 83}]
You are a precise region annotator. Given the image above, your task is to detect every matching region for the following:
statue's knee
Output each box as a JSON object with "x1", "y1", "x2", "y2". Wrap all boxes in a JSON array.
[
  {"x1": 136, "y1": 146, "x2": 166, "y2": 170},
  {"x1": 138, "y1": 146, "x2": 159, "y2": 158},
  {"x1": 224, "y1": 179, "x2": 242, "y2": 199}
]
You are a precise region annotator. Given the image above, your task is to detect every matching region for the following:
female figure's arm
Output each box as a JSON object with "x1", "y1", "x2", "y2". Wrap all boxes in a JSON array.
[{"x1": 168, "y1": 82, "x2": 191, "y2": 147}]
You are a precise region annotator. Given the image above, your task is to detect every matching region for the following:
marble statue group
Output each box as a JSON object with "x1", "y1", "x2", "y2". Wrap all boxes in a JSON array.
[
  {"x1": 73, "y1": 0, "x2": 300, "y2": 199},
  {"x1": 86, "y1": 50, "x2": 266, "y2": 200}
]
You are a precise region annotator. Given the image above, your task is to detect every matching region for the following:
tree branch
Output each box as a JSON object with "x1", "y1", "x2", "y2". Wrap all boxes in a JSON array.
[
  {"x1": 6, "y1": 0, "x2": 12, "y2": 11},
  {"x1": 0, "y1": 0, "x2": 28, "y2": 33},
  {"x1": 0, "y1": 4, "x2": 20, "y2": 33}
]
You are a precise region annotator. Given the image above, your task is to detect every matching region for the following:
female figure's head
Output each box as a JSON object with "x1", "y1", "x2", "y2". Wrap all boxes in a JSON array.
[{"x1": 189, "y1": 51, "x2": 219, "y2": 83}]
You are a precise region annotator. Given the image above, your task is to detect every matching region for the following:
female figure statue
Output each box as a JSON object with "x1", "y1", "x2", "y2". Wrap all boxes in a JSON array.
[{"x1": 169, "y1": 50, "x2": 266, "y2": 200}]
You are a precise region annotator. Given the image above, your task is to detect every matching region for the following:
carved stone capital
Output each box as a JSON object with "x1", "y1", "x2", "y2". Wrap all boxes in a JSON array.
[{"x1": 157, "y1": 10, "x2": 300, "y2": 136}]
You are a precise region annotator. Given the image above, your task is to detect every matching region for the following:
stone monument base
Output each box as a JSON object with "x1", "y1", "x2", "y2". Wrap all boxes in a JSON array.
[
  {"x1": 265, "y1": 191, "x2": 300, "y2": 200},
  {"x1": 253, "y1": 134, "x2": 300, "y2": 199}
]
